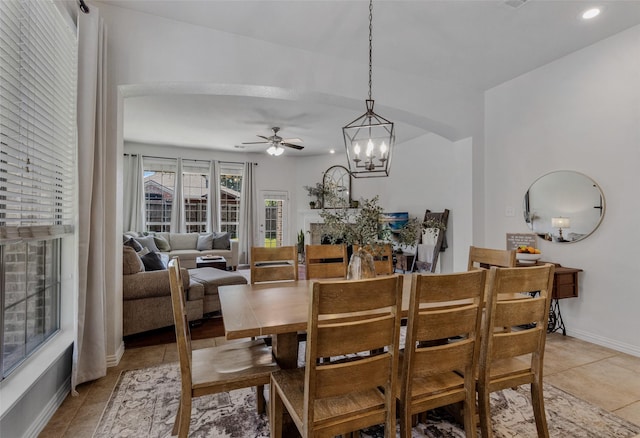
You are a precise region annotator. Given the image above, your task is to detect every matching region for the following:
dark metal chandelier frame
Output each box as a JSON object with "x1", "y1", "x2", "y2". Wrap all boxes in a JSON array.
[{"x1": 342, "y1": 0, "x2": 395, "y2": 178}]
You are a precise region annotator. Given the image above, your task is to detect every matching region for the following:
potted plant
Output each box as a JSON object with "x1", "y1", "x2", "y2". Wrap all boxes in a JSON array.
[
  {"x1": 297, "y1": 229, "x2": 305, "y2": 263},
  {"x1": 304, "y1": 182, "x2": 330, "y2": 209}
]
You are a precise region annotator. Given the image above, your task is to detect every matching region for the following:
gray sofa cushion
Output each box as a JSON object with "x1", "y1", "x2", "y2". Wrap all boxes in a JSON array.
[
  {"x1": 213, "y1": 232, "x2": 231, "y2": 250},
  {"x1": 140, "y1": 251, "x2": 166, "y2": 271},
  {"x1": 135, "y1": 235, "x2": 159, "y2": 252},
  {"x1": 123, "y1": 237, "x2": 143, "y2": 252},
  {"x1": 197, "y1": 233, "x2": 213, "y2": 250},
  {"x1": 153, "y1": 234, "x2": 171, "y2": 251},
  {"x1": 170, "y1": 232, "x2": 199, "y2": 250},
  {"x1": 123, "y1": 246, "x2": 145, "y2": 275}
]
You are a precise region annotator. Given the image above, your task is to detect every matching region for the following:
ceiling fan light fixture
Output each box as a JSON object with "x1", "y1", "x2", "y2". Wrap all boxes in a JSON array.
[
  {"x1": 267, "y1": 145, "x2": 284, "y2": 156},
  {"x1": 343, "y1": 0, "x2": 395, "y2": 178}
]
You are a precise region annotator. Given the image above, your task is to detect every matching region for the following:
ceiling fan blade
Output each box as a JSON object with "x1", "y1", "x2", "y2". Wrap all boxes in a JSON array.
[
  {"x1": 242, "y1": 141, "x2": 269, "y2": 145},
  {"x1": 282, "y1": 142, "x2": 304, "y2": 150},
  {"x1": 281, "y1": 138, "x2": 303, "y2": 143},
  {"x1": 257, "y1": 135, "x2": 270, "y2": 140}
]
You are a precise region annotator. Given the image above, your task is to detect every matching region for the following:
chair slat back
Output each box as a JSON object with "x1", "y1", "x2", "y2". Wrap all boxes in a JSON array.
[
  {"x1": 304, "y1": 276, "x2": 403, "y2": 429},
  {"x1": 480, "y1": 264, "x2": 555, "y2": 379},
  {"x1": 305, "y1": 244, "x2": 348, "y2": 279},
  {"x1": 353, "y1": 243, "x2": 394, "y2": 275},
  {"x1": 250, "y1": 246, "x2": 298, "y2": 284},
  {"x1": 402, "y1": 270, "x2": 485, "y2": 390},
  {"x1": 168, "y1": 258, "x2": 193, "y2": 392},
  {"x1": 467, "y1": 246, "x2": 516, "y2": 271}
]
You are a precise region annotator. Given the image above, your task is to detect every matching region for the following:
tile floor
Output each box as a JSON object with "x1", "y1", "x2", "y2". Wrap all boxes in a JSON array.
[{"x1": 39, "y1": 333, "x2": 640, "y2": 438}]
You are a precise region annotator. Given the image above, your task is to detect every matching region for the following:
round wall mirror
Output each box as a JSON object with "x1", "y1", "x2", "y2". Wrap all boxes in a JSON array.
[{"x1": 523, "y1": 170, "x2": 605, "y2": 243}]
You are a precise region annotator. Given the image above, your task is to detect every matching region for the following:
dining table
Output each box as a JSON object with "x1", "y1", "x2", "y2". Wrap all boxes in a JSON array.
[{"x1": 218, "y1": 273, "x2": 531, "y2": 369}]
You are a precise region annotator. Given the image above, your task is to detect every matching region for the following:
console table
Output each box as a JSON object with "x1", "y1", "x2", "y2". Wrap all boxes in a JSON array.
[{"x1": 518, "y1": 261, "x2": 582, "y2": 335}]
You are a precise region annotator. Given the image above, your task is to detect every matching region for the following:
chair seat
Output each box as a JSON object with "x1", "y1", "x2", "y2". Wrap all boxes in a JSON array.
[
  {"x1": 191, "y1": 340, "x2": 279, "y2": 393},
  {"x1": 271, "y1": 368, "x2": 387, "y2": 428}
]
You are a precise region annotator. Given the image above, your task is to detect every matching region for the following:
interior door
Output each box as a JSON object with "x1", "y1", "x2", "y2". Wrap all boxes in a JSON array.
[{"x1": 258, "y1": 191, "x2": 289, "y2": 247}]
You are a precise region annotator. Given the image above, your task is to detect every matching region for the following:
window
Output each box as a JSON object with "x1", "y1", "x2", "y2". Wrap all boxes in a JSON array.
[
  {"x1": 220, "y1": 166, "x2": 242, "y2": 239},
  {"x1": 264, "y1": 200, "x2": 283, "y2": 247},
  {"x1": 144, "y1": 170, "x2": 175, "y2": 232},
  {"x1": 183, "y1": 173, "x2": 208, "y2": 233},
  {"x1": 0, "y1": 0, "x2": 77, "y2": 378}
]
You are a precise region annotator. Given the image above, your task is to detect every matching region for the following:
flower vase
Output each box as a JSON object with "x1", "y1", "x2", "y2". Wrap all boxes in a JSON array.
[{"x1": 347, "y1": 248, "x2": 376, "y2": 280}]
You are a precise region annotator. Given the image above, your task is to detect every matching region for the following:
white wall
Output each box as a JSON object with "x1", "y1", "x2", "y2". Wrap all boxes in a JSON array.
[{"x1": 485, "y1": 25, "x2": 640, "y2": 355}]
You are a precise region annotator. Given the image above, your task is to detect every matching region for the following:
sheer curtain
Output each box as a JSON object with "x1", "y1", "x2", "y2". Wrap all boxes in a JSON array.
[
  {"x1": 73, "y1": 6, "x2": 108, "y2": 391},
  {"x1": 207, "y1": 160, "x2": 221, "y2": 232},
  {"x1": 239, "y1": 162, "x2": 257, "y2": 264},
  {"x1": 170, "y1": 157, "x2": 186, "y2": 233},
  {"x1": 123, "y1": 154, "x2": 145, "y2": 232}
]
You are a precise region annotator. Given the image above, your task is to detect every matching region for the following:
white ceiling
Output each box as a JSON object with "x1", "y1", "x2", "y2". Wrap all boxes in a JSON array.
[{"x1": 113, "y1": 0, "x2": 640, "y2": 156}]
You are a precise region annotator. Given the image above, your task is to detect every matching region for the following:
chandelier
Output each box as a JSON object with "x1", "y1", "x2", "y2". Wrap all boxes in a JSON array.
[{"x1": 343, "y1": 0, "x2": 395, "y2": 178}]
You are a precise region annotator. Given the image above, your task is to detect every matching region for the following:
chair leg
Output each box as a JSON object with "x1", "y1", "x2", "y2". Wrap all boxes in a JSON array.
[
  {"x1": 270, "y1": 380, "x2": 284, "y2": 438},
  {"x1": 462, "y1": 393, "x2": 478, "y2": 438},
  {"x1": 175, "y1": 396, "x2": 192, "y2": 438},
  {"x1": 531, "y1": 380, "x2": 550, "y2": 438},
  {"x1": 172, "y1": 400, "x2": 181, "y2": 436},
  {"x1": 256, "y1": 385, "x2": 266, "y2": 414},
  {"x1": 477, "y1": 385, "x2": 493, "y2": 438},
  {"x1": 398, "y1": 405, "x2": 412, "y2": 438}
]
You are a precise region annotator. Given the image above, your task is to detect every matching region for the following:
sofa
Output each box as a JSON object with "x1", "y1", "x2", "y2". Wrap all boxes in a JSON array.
[
  {"x1": 124, "y1": 231, "x2": 239, "y2": 270},
  {"x1": 122, "y1": 245, "x2": 248, "y2": 336}
]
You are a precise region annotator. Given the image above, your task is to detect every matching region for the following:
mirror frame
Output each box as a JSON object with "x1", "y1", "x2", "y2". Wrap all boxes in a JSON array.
[{"x1": 523, "y1": 170, "x2": 605, "y2": 243}]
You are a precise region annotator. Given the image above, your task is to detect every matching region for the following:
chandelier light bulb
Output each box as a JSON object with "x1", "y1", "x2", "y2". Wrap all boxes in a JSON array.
[
  {"x1": 354, "y1": 143, "x2": 361, "y2": 156},
  {"x1": 366, "y1": 139, "x2": 374, "y2": 157},
  {"x1": 380, "y1": 141, "x2": 387, "y2": 157}
]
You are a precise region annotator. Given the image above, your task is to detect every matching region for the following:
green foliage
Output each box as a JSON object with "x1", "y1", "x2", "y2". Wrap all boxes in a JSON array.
[{"x1": 319, "y1": 195, "x2": 420, "y2": 249}]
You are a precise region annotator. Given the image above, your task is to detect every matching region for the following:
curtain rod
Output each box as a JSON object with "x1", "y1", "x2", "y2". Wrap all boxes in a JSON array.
[
  {"x1": 78, "y1": 0, "x2": 90, "y2": 14},
  {"x1": 123, "y1": 153, "x2": 257, "y2": 166}
]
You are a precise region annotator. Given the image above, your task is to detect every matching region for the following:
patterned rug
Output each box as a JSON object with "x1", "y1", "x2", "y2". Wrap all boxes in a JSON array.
[{"x1": 94, "y1": 362, "x2": 640, "y2": 438}]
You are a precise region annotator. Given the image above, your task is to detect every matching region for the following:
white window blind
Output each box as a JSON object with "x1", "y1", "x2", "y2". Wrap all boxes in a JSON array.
[{"x1": 0, "y1": 0, "x2": 77, "y2": 242}]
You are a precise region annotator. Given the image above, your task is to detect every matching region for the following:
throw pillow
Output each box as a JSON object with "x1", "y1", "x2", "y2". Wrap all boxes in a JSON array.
[
  {"x1": 169, "y1": 233, "x2": 199, "y2": 250},
  {"x1": 197, "y1": 233, "x2": 214, "y2": 251},
  {"x1": 123, "y1": 246, "x2": 145, "y2": 275},
  {"x1": 140, "y1": 251, "x2": 166, "y2": 271},
  {"x1": 134, "y1": 235, "x2": 159, "y2": 253},
  {"x1": 213, "y1": 232, "x2": 231, "y2": 250},
  {"x1": 153, "y1": 234, "x2": 171, "y2": 252},
  {"x1": 123, "y1": 237, "x2": 143, "y2": 252}
]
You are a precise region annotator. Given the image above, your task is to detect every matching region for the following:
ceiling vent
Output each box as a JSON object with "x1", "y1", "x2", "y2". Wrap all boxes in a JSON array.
[{"x1": 504, "y1": 0, "x2": 529, "y2": 9}]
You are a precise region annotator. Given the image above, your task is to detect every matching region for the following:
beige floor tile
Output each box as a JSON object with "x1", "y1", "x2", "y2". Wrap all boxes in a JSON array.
[
  {"x1": 614, "y1": 401, "x2": 640, "y2": 427},
  {"x1": 544, "y1": 333, "x2": 618, "y2": 375},
  {"x1": 546, "y1": 357, "x2": 640, "y2": 411},
  {"x1": 61, "y1": 400, "x2": 106, "y2": 438},
  {"x1": 114, "y1": 344, "x2": 167, "y2": 371}
]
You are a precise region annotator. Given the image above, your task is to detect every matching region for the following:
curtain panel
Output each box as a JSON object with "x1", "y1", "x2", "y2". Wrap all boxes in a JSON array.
[
  {"x1": 73, "y1": 6, "x2": 108, "y2": 391},
  {"x1": 123, "y1": 154, "x2": 145, "y2": 232},
  {"x1": 239, "y1": 162, "x2": 257, "y2": 264}
]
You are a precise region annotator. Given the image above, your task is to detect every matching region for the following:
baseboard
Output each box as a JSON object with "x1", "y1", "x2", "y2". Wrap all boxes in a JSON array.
[
  {"x1": 107, "y1": 340, "x2": 125, "y2": 368},
  {"x1": 23, "y1": 376, "x2": 70, "y2": 438},
  {"x1": 568, "y1": 327, "x2": 640, "y2": 357}
]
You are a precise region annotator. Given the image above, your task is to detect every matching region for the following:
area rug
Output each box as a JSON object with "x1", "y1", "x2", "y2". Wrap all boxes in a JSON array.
[{"x1": 94, "y1": 362, "x2": 640, "y2": 438}]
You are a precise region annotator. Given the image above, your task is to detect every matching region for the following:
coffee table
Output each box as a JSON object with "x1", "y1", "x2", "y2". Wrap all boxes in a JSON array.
[{"x1": 196, "y1": 256, "x2": 226, "y2": 270}]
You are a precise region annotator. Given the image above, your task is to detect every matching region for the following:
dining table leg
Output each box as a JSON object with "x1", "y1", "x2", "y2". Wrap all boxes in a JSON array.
[{"x1": 272, "y1": 332, "x2": 299, "y2": 369}]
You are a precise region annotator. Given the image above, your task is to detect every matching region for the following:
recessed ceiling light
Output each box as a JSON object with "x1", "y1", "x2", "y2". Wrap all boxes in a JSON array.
[
  {"x1": 582, "y1": 8, "x2": 601, "y2": 20},
  {"x1": 329, "y1": 149, "x2": 335, "y2": 154}
]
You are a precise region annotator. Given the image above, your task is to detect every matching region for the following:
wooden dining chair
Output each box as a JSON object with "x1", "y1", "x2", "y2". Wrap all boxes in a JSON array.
[
  {"x1": 250, "y1": 245, "x2": 298, "y2": 284},
  {"x1": 167, "y1": 258, "x2": 279, "y2": 438},
  {"x1": 467, "y1": 246, "x2": 516, "y2": 271},
  {"x1": 305, "y1": 243, "x2": 348, "y2": 279},
  {"x1": 397, "y1": 270, "x2": 486, "y2": 438},
  {"x1": 353, "y1": 243, "x2": 394, "y2": 275},
  {"x1": 270, "y1": 275, "x2": 403, "y2": 438},
  {"x1": 477, "y1": 264, "x2": 555, "y2": 438}
]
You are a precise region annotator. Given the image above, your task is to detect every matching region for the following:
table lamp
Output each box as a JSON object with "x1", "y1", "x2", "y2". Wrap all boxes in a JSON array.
[{"x1": 552, "y1": 217, "x2": 570, "y2": 241}]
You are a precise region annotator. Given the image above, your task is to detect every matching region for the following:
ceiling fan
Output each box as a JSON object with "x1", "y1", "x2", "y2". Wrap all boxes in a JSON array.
[{"x1": 242, "y1": 127, "x2": 304, "y2": 156}]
